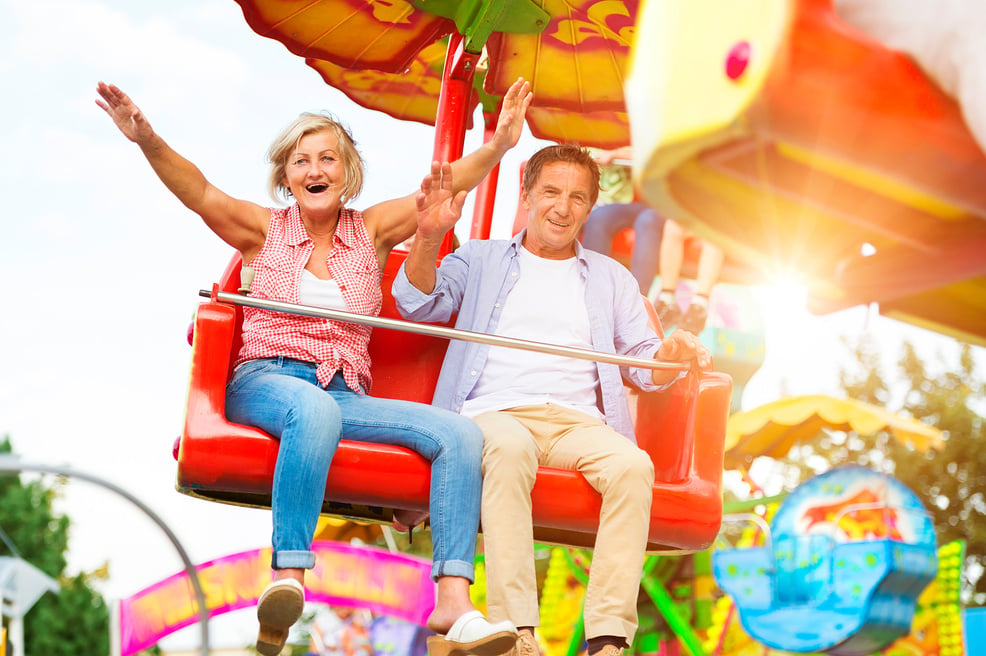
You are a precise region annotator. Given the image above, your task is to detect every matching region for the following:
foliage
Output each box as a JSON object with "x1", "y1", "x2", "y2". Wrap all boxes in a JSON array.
[
  {"x1": 766, "y1": 337, "x2": 986, "y2": 605},
  {"x1": 0, "y1": 436, "x2": 111, "y2": 656},
  {"x1": 25, "y1": 572, "x2": 109, "y2": 656},
  {"x1": 840, "y1": 338, "x2": 986, "y2": 605},
  {"x1": 0, "y1": 440, "x2": 69, "y2": 578}
]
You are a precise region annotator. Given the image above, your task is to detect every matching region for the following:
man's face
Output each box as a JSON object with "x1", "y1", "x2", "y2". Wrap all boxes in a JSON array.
[{"x1": 521, "y1": 161, "x2": 595, "y2": 259}]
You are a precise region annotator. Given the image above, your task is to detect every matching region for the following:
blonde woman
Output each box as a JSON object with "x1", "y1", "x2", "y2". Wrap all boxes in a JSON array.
[{"x1": 97, "y1": 79, "x2": 531, "y2": 656}]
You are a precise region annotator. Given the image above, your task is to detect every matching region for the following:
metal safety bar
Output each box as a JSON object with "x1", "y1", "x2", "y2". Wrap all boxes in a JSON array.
[
  {"x1": 715, "y1": 512, "x2": 775, "y2": 551},
  {"x1": 200, "y1": 289, "x2": 688, "y2": 372}
]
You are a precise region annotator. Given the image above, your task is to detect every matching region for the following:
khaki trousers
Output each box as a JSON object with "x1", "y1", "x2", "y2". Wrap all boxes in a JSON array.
[{"x1": 475, "y1": 404, "x2": 654, "y2": 641}]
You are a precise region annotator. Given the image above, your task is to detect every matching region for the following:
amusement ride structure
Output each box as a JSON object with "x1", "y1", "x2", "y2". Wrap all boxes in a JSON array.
[{"x1": 164, "y1": 1, "x2": 986, "y2": 655}]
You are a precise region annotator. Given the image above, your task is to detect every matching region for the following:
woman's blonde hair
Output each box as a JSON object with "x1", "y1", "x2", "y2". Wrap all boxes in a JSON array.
[{"x1": 266, "y1": 112, "x2": 365, "y2": 204}]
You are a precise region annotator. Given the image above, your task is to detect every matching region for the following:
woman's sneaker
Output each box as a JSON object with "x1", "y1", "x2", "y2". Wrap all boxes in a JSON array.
[{"x1": 256, "y1": 579, "x2": 305, "y2": 656}]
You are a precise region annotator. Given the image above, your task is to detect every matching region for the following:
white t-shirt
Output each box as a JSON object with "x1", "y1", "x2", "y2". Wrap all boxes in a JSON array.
[{"x1": 462, "y1": 246, "x2": 602, "y2": 419}]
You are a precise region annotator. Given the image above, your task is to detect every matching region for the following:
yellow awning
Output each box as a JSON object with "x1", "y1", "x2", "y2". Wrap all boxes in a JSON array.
[{"x1": 725, "y1": 394, "x2": 944, "y2": 468}]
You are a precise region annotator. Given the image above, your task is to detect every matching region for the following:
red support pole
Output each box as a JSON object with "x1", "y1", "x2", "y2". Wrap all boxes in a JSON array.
[
  {"x1": 470, "y1": 109, "x2": 501, "y2": 240},
  {"x1": 433, "y1": 33, "x2": 480, "y2": 252},
  {"x1": 434, "y1": 33, "x2": 478, "y2": 163}
]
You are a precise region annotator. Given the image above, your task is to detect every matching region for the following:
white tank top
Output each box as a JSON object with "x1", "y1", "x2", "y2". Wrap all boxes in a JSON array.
[{"x1": 299, "y1": 269, "x2": 348, "y2": 311}]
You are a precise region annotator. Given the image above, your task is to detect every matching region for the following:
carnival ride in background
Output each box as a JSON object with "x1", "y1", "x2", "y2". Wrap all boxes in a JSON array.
[
  {"x1": 528, "y1": 535, "x2": 966, "y2": 656},
  {"x1": 627, "y1": 0, "x2": 986, "y2": 347},
  {"x1": 714, "y1": 466, "x2": 938, "y2": 655},
  {"x1": 707, "y1": 396, "x2": 954, "y2": 656}
]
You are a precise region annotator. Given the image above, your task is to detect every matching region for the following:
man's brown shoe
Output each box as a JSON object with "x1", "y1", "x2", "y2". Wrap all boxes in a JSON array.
[
  {"x1": 505, "y1": 630, "x2": 541, "y2": 656},
  {"x1": 594, "y1": 646, "x2": 624, "y2": 656}
]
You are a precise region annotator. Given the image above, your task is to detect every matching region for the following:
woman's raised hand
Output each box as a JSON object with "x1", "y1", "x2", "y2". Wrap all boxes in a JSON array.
[
  {"x1": 95, "y1": 82, "x2": 154, "y2": 144},
  {"x1": 489, "y1": 77, "x2": 533, "y2": 153}
]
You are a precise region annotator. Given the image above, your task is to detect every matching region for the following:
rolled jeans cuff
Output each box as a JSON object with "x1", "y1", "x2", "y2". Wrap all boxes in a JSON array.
[
  {"x1": 432, "y1": 559, "x2": 474, "y2": 583},
  {"x1": 272, "y1": 549, "x2": 316, "y2": 570}
]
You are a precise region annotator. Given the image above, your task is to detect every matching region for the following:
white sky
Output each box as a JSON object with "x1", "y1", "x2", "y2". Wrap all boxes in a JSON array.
[{"x1": 0, "y1": 0, "x2": 982, "y2": 651}]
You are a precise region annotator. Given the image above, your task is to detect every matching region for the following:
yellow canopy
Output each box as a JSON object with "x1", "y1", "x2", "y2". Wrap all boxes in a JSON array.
[{"x1": 725, "y1": 394, "x2": 944, "y2": 468}]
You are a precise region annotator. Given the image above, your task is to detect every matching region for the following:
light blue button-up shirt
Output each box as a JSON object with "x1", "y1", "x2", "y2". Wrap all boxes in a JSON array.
[{"x1": 393, "y1": 231, "x2": 678, "y2": 442}]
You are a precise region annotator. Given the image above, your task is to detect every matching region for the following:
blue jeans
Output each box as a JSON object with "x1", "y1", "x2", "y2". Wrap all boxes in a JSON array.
[
  {"x1": 582, "y1": 203, "x2": 665, "y2": 294},
  {"x1": 226, "y1": 357, "x2": 483, "y2": 581}
]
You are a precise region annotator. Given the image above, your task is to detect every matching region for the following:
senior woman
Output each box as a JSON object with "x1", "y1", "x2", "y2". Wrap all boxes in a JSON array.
[{"x1": 96, "y1": 79, "x2": 532, "y2": 656}]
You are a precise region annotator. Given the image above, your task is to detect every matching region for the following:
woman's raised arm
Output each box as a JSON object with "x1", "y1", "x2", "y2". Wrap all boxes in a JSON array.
[{"x1": 96, "y1": 82, "x2": 269, "y2": 257}]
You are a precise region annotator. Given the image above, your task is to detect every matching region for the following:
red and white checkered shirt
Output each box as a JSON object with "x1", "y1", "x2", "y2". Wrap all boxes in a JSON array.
[{"x1": 235, "y1": 204, "x2": 382, "y2": 392}]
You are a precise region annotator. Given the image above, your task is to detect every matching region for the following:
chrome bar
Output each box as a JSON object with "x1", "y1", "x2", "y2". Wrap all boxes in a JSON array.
[{"x1": 200, "y1": 290, "x2": 686, "y2": 371}]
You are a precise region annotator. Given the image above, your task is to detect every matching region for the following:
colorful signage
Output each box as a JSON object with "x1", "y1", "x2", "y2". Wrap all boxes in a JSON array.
[{"x1": 117, "y1": 541, "x2": 434, "y2": 655}]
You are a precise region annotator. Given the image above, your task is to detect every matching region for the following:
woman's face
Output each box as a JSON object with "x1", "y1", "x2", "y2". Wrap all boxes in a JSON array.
[{"x1": 282, "y1": 129, "x2": 347, "y2": 217}]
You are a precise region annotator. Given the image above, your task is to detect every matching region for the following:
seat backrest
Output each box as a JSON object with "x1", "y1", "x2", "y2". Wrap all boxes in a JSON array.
[
  {"x1": 368, "y1": 251, "x2": 449, "y2": 403},
  {"x1": 214, "y1": 254, "x2": 246, "y2": 383}
]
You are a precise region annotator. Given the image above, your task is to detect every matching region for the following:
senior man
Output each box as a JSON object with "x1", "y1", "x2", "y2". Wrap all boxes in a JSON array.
[{"x1": 393, "y1": 144, "x2": 711, "y2": 656}]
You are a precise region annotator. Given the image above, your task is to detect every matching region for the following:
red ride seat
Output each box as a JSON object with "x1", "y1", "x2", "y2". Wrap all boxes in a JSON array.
[{"x1": 176, "y1": 250, "x2": 731, "y2": 551}]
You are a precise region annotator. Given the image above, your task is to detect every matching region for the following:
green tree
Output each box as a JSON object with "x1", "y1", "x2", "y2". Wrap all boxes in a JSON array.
[
  {"x1": 836, "y1": 338, "x2": 986, "y2": 605},
  {"x1": 0, "y1": 436, "x2": 110, "y2": 655},
  {"x1": 25, "y1": 572, "x2": 109, "y2": 655}
]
